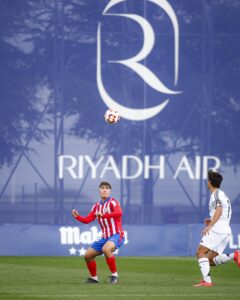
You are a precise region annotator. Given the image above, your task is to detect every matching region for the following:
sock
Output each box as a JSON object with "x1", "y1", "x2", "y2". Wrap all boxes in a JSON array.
[
  {"x1": 106, "y1": 256, "x2": 117, "y2": 275},
  {"x1": 198, "y1": 257, "x2": 211, "y2": 283},
  {"x1": 86, "y1": 260, "x2": 97, "y2": 277},
  {"x1": 213, "y1": 253, "x2": 234, "y2": 265}
]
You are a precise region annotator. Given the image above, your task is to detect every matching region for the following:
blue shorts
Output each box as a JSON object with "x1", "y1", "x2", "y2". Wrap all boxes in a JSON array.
[{"x1": 91, "y1": 234, "x2": 125, "y2": 253}]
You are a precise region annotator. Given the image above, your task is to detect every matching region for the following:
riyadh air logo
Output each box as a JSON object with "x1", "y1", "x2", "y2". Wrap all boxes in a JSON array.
[{"x1": 97, "y1": 0, "x2": 182, "y2": 121}]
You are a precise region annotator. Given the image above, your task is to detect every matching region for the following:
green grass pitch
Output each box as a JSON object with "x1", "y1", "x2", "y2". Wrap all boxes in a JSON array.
[{"x1": 0, "y1": 256, "x2": 239, "y2": 300}]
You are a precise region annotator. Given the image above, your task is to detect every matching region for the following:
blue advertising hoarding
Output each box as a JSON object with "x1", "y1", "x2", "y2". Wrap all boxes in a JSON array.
[{"x1": 0, "y1": 223, "x2": 239, "y2": 256}]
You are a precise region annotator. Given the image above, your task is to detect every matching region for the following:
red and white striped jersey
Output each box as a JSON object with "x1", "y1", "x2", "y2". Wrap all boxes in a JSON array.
[{"x1": 75, "y1": 197, "x2": 124, "y2": 239}]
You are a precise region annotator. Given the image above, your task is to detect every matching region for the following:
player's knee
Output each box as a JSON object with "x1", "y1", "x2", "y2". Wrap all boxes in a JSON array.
[
  {"x1": 84, "y1": 252, "x2": 93, "y2": 262},
  {"x1": 196, "y1": 249, "x2": 204, "y2": 258},
  {"x1": 209, "y1": 259, "x2": 216, "y2": 266},
  {"x1": 196, "y1": 247, "x2": 200, "y2": 257},
  {"x1": 102, "y1": 247, "x2": 108, "y2": 255},
  {"x1": 196, "y1": 245, "x2": 210, "y2": 258},
  {"x1": 102, "y1": 246, "x2": 112, "y2": 256},
  {"x1": 84, "y1": 255, "x2": 90, "y2": 262}
]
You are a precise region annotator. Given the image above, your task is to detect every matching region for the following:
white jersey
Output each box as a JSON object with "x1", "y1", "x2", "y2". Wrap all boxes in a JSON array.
[{"x1": 209, "y1": 189, "x2": 232, "y2": 234}]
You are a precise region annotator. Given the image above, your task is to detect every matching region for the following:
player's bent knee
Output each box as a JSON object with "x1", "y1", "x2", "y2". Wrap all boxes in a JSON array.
[
  {"x1": 102, "y1": 246, "x2": 114, "y2": 257},
  {"x1": 196, "y1": 247, "x2": 202, "y2": 258},
  {"x1": 102, "y1": 247, "x2": 110, "y2": 255},
  {"x1": 84, "y1": 250, "x2": 96, "y2": 262},
  {"x1": 84, "y1": 254, "x2": 91, "y2": 262},
  {"x1": 196, "y1": 246, "x2": 209, "y2": 258},
  {"x1": 209, "y1": 259, "x2": 216, "y2": 266},
  {"x1": 196, "y1": 251, "x2": 204, "y2": 258}
]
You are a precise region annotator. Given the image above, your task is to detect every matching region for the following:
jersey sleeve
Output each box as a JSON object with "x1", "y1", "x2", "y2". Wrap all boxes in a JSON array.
[
  {"x1": 214, "y1": 191, "x2": 223, "y2": 208},
  {"x1": 74, "y1": 204, "x2": 97, "y2": 224},
  {"x1": 102, "y1": 199, "x2": 122, "y2": 219}
]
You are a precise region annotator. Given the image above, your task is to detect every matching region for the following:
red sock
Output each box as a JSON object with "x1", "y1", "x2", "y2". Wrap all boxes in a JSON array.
[
  {"x1": 86, "y1": 260, "x2": 97, "y2": 276},
  {"x1": 106, "y1": 256, "x2": 117, "y2": 273}
]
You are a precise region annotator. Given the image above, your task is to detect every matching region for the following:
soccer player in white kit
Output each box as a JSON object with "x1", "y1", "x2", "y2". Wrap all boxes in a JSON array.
[{"x1": 194, "y1": 169, "x2": 240, "y2": 287}]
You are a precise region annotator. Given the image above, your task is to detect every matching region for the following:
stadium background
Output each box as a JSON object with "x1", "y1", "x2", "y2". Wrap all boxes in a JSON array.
[{"x1": 0, "y1": 0, "x2": 240, "y2": 256}]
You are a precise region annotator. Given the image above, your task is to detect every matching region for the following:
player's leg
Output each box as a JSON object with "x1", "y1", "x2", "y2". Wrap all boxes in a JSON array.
[
  {"x1": 207, "y1": 235, "x2": 240, "y2": 267},
  {"x1": 208, "y1": 250, "x2": 235, "y2": 266},
  {"x1": 84, "y1": 242, "x2": 104, "y2": 283},
  {"x1": 206, "y1": 250, "x2": 218, "y2": 266},
  {"x1": 195, "y1": 244, "x2": 213, "y2": 286},
  {"x1": 102, "y1": 234, "x2": 125, "y2": 284},
  {"x1": 102, "y1": 240, "x2": 118, "y2": 283},
  {"x1": 194, "y1": 232, "x2": 236, "y2": 286}
]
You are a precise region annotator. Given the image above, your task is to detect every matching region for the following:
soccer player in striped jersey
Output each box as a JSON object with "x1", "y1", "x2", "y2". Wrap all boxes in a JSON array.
[
  {"x1": 194, "y1": 169, "x2": 240, "y2": 287},
  {"x1": 72, "y1": 181, "x2": 125, "y2": 284}
]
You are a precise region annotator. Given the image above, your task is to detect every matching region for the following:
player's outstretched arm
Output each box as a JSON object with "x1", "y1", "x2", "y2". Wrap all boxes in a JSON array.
[{"x1": 72, "y1": 209, "x2": 96, "y2": 224}]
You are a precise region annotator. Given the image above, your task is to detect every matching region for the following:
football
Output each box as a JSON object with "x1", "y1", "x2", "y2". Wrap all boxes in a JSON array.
[{"x1": 104, "y1": 108, "x2": 120, "y2": 124}]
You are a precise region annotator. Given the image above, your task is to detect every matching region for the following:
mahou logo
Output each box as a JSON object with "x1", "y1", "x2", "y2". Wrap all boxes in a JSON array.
[
  {"x1": 97, "y1": 0, "x2": 182, "y2": 121},
  {"x1": 59, "y1": 226, "x2": 129, "y2": 245}
]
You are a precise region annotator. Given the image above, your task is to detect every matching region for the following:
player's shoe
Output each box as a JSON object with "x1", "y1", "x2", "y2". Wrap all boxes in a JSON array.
[
  {"x1": 193, "y1": 280, "x2": 215, "y2": 287},
  {"x1": 85, "y1": 277, "x2": 99, "y2": 284},
  {"x1": 234, "y1": 250, "x2": 240, "y2": 267},
  {"x1": 109, "y1": 276, "x2": 118, "y2": 284}
]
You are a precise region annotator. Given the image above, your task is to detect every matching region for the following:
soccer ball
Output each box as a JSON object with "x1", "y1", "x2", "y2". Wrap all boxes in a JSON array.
[{"x1": 104, "y1": 108, "x2": 120, "y2": 124}]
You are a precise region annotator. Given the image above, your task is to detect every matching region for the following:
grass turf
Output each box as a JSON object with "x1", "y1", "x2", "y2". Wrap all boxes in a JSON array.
[{"x1": 0, "y1": 256, "x2": 239, "y2": 300}]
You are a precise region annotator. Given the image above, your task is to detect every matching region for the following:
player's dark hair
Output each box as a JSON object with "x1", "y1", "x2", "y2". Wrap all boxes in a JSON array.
[
  {"x1": 208, "y1": 169, "x2": 223, "y2": 188},
  {"x1": 99, "y1": 181, "x2": 112, "y2": 189}
]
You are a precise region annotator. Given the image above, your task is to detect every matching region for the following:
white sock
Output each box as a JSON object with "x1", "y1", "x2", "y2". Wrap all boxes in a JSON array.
[
  {"x1": 112, "y1": 272, "x2": 118, "y2": 277},
  {"x1": 198, "y1": 257, "x2": 211, "y2": 283},
  {"x1": 213, "y1": 253, "x2": 234, "y2": 265},
  {"x1": 91, "y1": 275, "x2": 99, "y2": 281}
]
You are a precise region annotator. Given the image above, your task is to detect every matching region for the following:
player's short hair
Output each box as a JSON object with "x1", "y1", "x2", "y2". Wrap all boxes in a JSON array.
[
  {"x1": 99, "y1": 181, "x2": 112, "y2": 189},
  {"x1": 208, "y1": 169, "x2": 223, "y2": 188}
]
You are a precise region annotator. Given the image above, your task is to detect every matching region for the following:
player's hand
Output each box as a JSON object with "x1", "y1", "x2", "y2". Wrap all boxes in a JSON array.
[
  {"x1": 204, "y1": 218, "x2": 211, "y2": 226},
  {"x1": 202, "y1": 225, "x2": 212, "y2": 236},
  {"x1": 95, "y1": 212, "x2": 103, "y2": 218},
  {"x1": 72, "y1": 209, "x2": 79, "y2": 217}
]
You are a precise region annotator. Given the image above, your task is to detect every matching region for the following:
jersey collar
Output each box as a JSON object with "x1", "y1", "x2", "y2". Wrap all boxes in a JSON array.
[{"x1": 99, "y1": 197, "x2": 111, "y2": 204}]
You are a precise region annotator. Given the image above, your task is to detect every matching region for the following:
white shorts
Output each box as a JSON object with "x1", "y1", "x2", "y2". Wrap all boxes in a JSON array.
[{"x1": 200, "y1": 231, "x2": 231, "y2": 254}]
